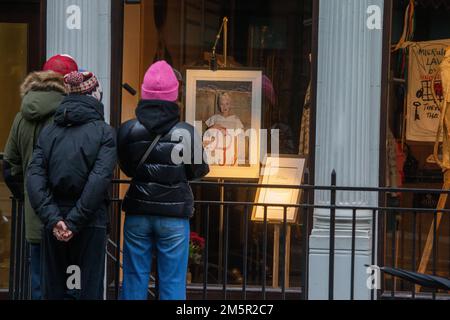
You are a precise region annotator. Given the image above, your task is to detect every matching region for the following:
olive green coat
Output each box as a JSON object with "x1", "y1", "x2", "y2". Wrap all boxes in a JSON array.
[{"x1": 3, "y1": 71, "x2": 66, "y2": 243}]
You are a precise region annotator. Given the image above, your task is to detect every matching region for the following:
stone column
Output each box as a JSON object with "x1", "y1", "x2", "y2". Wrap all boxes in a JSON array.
[
  {"x1": 308, "y1": 0, "x2": 384, "y2": 300},
  {"x1": 46, "y1": 0, "x2": 112, "y2": 123}
]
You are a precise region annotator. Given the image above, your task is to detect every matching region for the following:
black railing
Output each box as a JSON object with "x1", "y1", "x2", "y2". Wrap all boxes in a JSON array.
[
  {"x1": 106, "y1": 174, "x2": 312, "y2": 300},
  {"x1": 6, "y1": 171, "x2": 450, "y2": 300},
  {"x1": 8, "y1": 199, "x2": 30, "y2": 300}
]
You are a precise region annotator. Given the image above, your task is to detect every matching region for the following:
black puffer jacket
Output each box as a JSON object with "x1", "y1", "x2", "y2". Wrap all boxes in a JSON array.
[
  {"x1": 117, "y1": 100, "x2": 209, "y2": 218},
  {"x1": 26, "y1": 95, "x2": 117, "y2": 234}
]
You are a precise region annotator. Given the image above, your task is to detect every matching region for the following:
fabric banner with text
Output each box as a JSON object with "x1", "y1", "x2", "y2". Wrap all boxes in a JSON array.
[{"x1": 406, "y1": 40, "x2": 450, "y2": 142}]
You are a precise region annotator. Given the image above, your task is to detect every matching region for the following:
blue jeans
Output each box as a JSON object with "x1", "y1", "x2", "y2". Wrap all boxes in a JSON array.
[
  {"x1": 121, "y1": 215, "x2": 190, "y2": 300},
  {"x1": 29, "y1": 243, "x2": 41, "y2": 300}
]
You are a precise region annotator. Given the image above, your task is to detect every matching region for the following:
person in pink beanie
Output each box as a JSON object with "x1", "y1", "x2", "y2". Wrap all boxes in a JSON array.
[{"x1": 117, "y1": 60, "x2": 209, "y2": 300}]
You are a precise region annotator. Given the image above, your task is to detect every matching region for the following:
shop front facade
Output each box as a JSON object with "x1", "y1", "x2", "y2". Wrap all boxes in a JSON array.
[{"x1": 0, "y1": 0, "x2": 449, "y2": 300}]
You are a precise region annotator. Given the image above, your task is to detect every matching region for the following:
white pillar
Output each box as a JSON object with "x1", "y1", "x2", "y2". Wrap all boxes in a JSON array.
[
  {"x1": 46, "y1": 0, "x2": 112, "y2": 123},
  {"x1": 309, "y1": 0, "x2": 384, "y2": 300}
]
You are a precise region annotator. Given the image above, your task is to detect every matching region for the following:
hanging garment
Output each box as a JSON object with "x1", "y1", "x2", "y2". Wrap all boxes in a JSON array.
[
  {"x1": 396, "y1": 142, "x2": 406, "y2": 186},
  {"x1": 386, "y1": 129, "x2": 406, "y2": 196},
  {"x1": 299, "y1": 82, "x2": 311, "y2": 156},
  {"x1": 434, "y1": 47, "x2": 450, "y2": 170},
  {"x1": 386, "y1": 129, "x2": 399, "y2": 189},
  {"x1": 392, "y1": 0, "x2": 415, "y2": 52},
  {"x1": 405, "y1": 40, "x2": 450, "y2": 142}
]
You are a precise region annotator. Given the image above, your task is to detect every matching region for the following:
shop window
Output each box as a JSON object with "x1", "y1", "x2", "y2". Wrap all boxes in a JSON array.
[
  {"x1": 120, "y1": 0, "x2": 313, "y2": 294},
  {"x1": 383, "y1": 0, "x2": 450, "y2": 296}
]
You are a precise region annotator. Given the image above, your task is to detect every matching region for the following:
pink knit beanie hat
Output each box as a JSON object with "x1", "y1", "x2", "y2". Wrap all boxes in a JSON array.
[{"x1": 141, "y1": 60, "x2": 179, "y2": 102}]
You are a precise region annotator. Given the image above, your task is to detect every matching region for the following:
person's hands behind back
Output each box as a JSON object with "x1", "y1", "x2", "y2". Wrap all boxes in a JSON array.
[{"x1": 53, "y1": 221, "x2": 73, "y2": 242}]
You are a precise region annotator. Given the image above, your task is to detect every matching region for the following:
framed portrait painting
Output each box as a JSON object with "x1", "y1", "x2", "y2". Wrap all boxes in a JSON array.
[{"x1": 185, "y1": 69, "x2": 262, "y2": 179}]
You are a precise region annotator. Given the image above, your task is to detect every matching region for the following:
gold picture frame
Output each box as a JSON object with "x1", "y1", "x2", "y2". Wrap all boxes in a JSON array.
[{"x1": 185, "y1": 69, "x2": 262, "y2": 179}]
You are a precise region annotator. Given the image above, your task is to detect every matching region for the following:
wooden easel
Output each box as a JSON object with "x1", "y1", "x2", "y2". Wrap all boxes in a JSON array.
[
  {"x1": 272, "y1": 225, "x2": 291, "y2": 288},
  {"x1": 416, "y1": 171, "x2": 449, "y2": 291}
]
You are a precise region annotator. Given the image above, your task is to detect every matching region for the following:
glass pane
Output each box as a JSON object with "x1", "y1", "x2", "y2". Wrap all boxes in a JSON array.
[
  {"x1": 121, "y1": 0, "x2": 312, "y2": 295},
  {"x1": 0, "y1": 22, "x2": 28, "y2": 290},
  {"x1": 383, "y1": 2, "x2": 450, "y2": 298},
  {"x1": 0, "y1": 23, "x2": 28, "y2": 151}
]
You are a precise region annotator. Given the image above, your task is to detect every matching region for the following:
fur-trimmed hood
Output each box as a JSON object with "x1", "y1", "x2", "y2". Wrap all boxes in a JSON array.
[
  {"x1": 20, "y1": 71, "x2": 66, "y2": 121},
  {"x1": 20, "y1": 71, "x2": 66, "y2": 97}
]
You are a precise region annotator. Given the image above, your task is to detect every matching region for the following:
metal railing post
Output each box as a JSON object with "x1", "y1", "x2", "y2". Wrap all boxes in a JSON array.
[
  {"x1": 328, "y1": 170, "x2": 336, "y2": 300},
  {"x1": 350, "y1": 208, "x2": 356, "y2": 300},
  {"x1": 17, "y1": 200, "x2": 25, "y2": 300},
  {"x1": 301, "y1": 170, "x2": 310, "y2": 300},
  {"x1": 371, "y1": 209, "x2": 377, "y2": 301},
  {"x1": 242, "y1": 204, "x2": 249, "y2": 300},
  {"x1": 114, "y1": 200, "x2": 122, "y2": 300},
  {"x1": 262, "y1": 206, "x2": 268, "y2": 300},
  {"x1": 281, "y1": 206, "x2": 288, "y2": 300},
  {"x1": 202, "y1": 204, "x2": 210, "y2": 300},
  {"x1": 8, "y1": 198, "x2": 17, "y2": 300},
  {"x1": 222, "y1": 204, "x2": 230, "y2": 300}
]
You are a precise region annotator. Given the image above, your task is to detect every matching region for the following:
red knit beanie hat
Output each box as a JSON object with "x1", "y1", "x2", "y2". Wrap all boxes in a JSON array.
[{"x1": 43, "y1": 54, "x2": 78, "y2": 76}]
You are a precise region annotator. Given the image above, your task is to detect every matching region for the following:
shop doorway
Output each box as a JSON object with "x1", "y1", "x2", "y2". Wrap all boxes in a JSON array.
[{"x1": 0, "y1": 0, "x2": 46, "y2": 298}]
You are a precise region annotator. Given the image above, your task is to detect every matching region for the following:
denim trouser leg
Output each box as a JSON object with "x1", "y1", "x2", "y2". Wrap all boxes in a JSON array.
[
  {"x1": 155, "y1": 217, "x2": 189, "y2": 300},
  {"x1": 121, "y1": 215, "x2": 190, "y2": 300},
  {"x1": 121, "y1": 215, "x2": 154, "y2": 300},
  {"x1": 29, "y1": 243, "x2": 41, "y2": 300}
]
